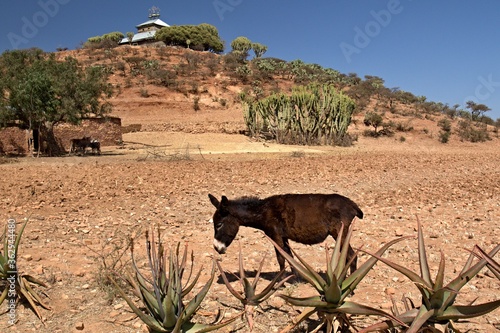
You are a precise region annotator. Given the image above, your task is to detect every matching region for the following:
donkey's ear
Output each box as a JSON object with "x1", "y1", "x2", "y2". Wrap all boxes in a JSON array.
[
  {"x1": 221, "y1": 195, "x2": 229, "y2": 206},
  {"x1": 208, "y1": 193, "x2": 220, "y2": 208}
]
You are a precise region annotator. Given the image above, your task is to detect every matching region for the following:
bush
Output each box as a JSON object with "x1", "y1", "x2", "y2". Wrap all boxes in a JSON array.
[
  {"x1": 364, "y1": 112, "x2": 383, "y2": 133},
  {"x1": 457, "y1": 120, "x2": 491, "y2": 142},
  {"x1": 439, "y1": 130, "x2": 451, "y2": 143},
  {"x1": 438, "y1": 118, "x2": 452, "y2": 143}
]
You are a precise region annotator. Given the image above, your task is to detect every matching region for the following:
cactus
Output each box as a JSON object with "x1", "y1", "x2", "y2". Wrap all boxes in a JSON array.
[{"x1": 242, "y1": 84, "x2": 355, "y2": 145}]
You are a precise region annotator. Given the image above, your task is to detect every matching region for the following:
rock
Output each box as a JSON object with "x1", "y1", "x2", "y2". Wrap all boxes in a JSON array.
[
  {"x1": 34, "y1": 265, "x2": 44, "y2": 275},
  {"x1": 385, "y1": 287, "x2": 396, "y2": 295},
  {"x1": 75, "y1": 322, "x2": 84, "y2": 330}
]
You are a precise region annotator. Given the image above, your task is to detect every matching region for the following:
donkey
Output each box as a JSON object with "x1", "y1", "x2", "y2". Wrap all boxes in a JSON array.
[
  {"x1": 89, "y1": 139, "x2": 101, "y2": 155},
  {"x1": 208, "y1": 193, "x2": 363, "y2": 274},
  {"x1": 69, "y1": 136, "x2": 91, "y2": 155}
]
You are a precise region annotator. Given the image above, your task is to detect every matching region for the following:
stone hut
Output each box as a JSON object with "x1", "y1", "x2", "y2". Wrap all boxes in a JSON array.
[{"x1": 0, "y1": 117, "x2": 122, "y2": 156}]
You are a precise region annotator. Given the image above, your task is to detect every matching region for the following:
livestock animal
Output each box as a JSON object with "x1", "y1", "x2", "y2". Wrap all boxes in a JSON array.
[
  {"x1": 89, "y1": 139, "x2": 101, "y2": 155},
  {"x1": 208, "y1": 193, "x2": 363, "y2": 274},
  {"x1": 69, "y1": 136, "x2": 91, "y2": 155}
]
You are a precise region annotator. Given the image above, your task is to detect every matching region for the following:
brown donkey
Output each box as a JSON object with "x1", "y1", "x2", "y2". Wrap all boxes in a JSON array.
[{"x1": 208, "y1": 193, "x2": 363, "y2": 274}]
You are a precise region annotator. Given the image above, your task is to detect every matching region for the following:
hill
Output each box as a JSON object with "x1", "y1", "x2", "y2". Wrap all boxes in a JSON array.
[{"x1": 55, "y1": 45, "x2": 499, "y2": 148}]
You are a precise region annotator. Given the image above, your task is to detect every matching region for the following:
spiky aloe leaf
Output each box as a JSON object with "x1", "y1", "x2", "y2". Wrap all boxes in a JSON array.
[
  {"x1": 327, "y1": 223, "x2": 345, "y2": 282},
  {"x1": 251, "y1": 269, "x2": 292, "y2": 304},
  {"x1": 19, "y1": 276, "x2": 50, "y2": 310},
  {"x1": 337, "y1": 301, "x2": 408, "y2": 322},
  {"x1": 279, "y1": 294, "x2": 334, "y2": 308},
  {"x1": 279, "y1": 307, "x2": 317, "y2": 333},
  {"x1": 242, "y1": 278, "x2": 255, "y2": 301},
  {"x1": 360, "y1": 251, "x2": 431, "y2": 297},
  {"x1": 417, "y1": 218, "x2": 432, "y2": 286},
  {"x1": 216, "y1": 260, "x2": 246, "y2": 302},
  {"x1": 289, "y1": 246, "x2": 328, "y2": 290},
  {"x1": 110, "y1": 277, "x2": 167, "y2": 332},
  {"x1": 0, "y1": 287, "x2": 8, "y2": 306},
  {"x1": 443, "y1": 244, "x2": 500, "y2": 307},
  {"x1": 175, "y1": 260, "x2": 216, "y2": 329},
  {"x1": 433, "y1": 251, "x2": 446, "y2": 293},
  {"x1": 181, "y1": 316, "x2": 241, "y2": 333},
  {"x1": 436, "y1": 299, "x2": 500, "y2": 321},
  {"x1": 18, "y1": 285, "x2": 44, "y2": 322},
  {"x1": 267, "y1": 236, "x2": 325, "y2": 292},
  {"x1": 359, "y1": 308, "x2": 420, "y2": 333},
  {"x1": 323, "y1": 274, "x2": 341, "y2": 305},
  {"x1": 405, "y1": 306, "x2": 435, "y2": 333},
  {"x1": 473, "y1": 245, "x2": 500, "y2": 279},
  {"x1": 342, "y1": 236, "x2": 412, "y2": 297}
]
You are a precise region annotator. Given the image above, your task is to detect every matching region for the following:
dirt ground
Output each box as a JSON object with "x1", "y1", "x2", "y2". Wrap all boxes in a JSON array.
[{"x1": 1, "y1": 108, "x2": 499, "y2": 333}]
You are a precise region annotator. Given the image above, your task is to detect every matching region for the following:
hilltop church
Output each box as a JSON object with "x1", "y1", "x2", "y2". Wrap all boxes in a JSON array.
[{"x1": 119, "y1": 7, "x2": 169, "y2": 46}]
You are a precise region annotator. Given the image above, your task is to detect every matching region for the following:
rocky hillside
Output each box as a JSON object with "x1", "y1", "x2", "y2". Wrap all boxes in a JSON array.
[{"x1": 56, "y1": 45, "x2": 499, "y2": 145}]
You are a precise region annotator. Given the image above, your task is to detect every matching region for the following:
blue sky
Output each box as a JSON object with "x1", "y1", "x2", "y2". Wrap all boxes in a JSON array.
[{"x1": 1, "y1": 0, "x2": 499, "y2": 120}]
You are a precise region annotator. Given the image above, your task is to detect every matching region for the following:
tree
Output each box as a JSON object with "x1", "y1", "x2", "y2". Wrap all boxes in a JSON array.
[
  {"x1": 230, "y1": 36, "x2": 252, "y2": 61},
  {"x1": 465, "y1": 100, "x2": 491, "y2": 121},
  {"x1": 156, "y1": 24, "x2": 224, "y2": 53},
  {"x1": 364, "y1": 112, "x2": 383, "y2": 133},
  {"x1": 0, "y1": 49, "x2": 113, "y2": 156},
  {"x1": 251, "y1": 42, "x2": 267, "y2": 58}
]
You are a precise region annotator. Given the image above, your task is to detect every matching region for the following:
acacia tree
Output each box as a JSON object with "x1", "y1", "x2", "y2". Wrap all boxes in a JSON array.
[
  {"x1": 0, "y1": 48, "x2": 113, "y2": 156},
  {"x1": 465, "y1": 100, "x2": 491, "y2": 121}
]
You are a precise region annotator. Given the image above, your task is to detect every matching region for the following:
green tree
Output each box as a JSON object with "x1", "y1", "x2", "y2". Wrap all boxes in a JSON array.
[
  {"x1": 364, "y1": 112, "x2": 383, "y2": 133},
  {"x1": 156, "y1": 24, "x2": 224, "y2": 53},
  {"x1": 251, "y1": 42, "x2": 268, "y2": 58},
  {"x1": 465, "y1": 100, "x2": 491, "y2": 122},
  {"x1": 0, "y1": 49, "x2": 113, "y2": 156},
  {"x1": 231, "y1": 36, "x2": 252, "y2": 61}
]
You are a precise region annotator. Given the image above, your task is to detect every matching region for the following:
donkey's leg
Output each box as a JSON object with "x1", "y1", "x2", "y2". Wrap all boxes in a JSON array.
[
  {"x1": 347, "y1": 244, "x2": 357, "y2": 275},
  {"x1": 330, "y1": 226, "x2": 357, "y2": 275}
]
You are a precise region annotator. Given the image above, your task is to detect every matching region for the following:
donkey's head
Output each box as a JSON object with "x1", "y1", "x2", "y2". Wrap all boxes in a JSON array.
[{"x1": 208, "y1": 194, "x2": 241, "y2": 254}]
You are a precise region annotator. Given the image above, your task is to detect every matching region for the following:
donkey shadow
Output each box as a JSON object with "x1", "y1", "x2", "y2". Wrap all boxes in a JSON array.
[{"x1": 215, "y1": 268, "x2": 330, "y2": 285}]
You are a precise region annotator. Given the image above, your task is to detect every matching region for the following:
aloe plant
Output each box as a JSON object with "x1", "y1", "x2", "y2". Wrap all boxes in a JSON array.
[
  {"x1": 269, "y1": 221, "x2": 409, "y2": 333},
  {"x1": 216, "y1": 243, "x2": 293, "y2": 331},
  {"x1": 471, "y1": 244, "x2": 500, "y2": 280},
  {"x1": 111, "y1": 226, "x2": 238, "y2": 333},
  {"x1": 360, "y1": 219, "x2": 500, "y2": 333},
  {"x1": 0, "y1": 219, "x2": 50, "y2": 322}
]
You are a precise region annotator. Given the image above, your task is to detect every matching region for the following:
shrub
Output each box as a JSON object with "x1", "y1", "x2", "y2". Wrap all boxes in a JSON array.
[
  {"x1": 193, "y1": 96, "x2": 200, "y2": 111},
  {"x1": 439, "y1": 131, "x2": 451, "y2": 143},
  {"x1": 438, "y1": 118, "x2": 452, "y2": 143},
  {"x1": 363, "y1": 112, "x2": 383, "y2": 133},
  {"x1": 457, "y1": 120, "x2": 490, "y2": 142}
]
